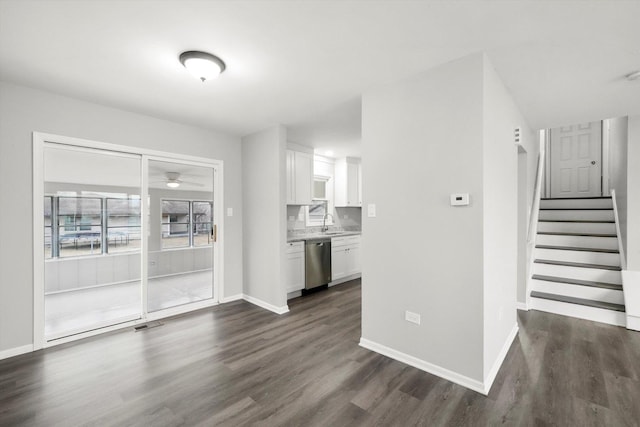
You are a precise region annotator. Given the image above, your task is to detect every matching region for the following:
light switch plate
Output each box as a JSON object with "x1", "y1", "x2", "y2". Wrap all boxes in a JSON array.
[
  {"x1": 405, "y1": 310, "x2": 421, "y2": 325},
  {"x1": 227, "y1": 208, "x2": 233, "y2": 217},
  {"x1": 367, "y1": 203, "x2": 376, "y2": 217}
]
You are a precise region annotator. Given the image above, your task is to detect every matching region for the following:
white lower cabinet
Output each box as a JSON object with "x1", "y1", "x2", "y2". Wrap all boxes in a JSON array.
[
  {"x1": 286, "y1": 241, "x2": 305, "y2": 293},
  {"x1": 331, "y1": 235, "x2": 361, "y2": 281}
]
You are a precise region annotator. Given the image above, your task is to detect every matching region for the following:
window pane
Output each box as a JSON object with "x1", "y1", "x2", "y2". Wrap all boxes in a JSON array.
[
  {"x1": 57, "y1": 197, "x2": 102, "y2": 257},
  {"x1": 44, "y1": 197, "x2": 52, "y2": 258},
  {"x1": 313, "y1": 180, "x2": 326, "y2": 199},
  {"x1": 193, "y1": 201, "x2": 212, "y2": 223},
  {"x1": 162, "y1": 200, "x2": 190, "y2": 248},
  {"x1": 107, "y1": 198, "x2": 141, "y2": 253},
  {"x1": 309, "y1": 200, "x2": 327, "y2": 221}
]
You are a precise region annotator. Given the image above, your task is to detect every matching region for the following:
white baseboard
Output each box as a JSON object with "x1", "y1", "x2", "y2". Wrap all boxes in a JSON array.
[
  {"x1": 286, "y1": 290, "x2": 302, "y2": 300},
  {"x1": 359, "y1": 337, "x2": 486, "y2": 395},
  {"x1": 220, "y1": 293, "x2": 243, "y2": 303},
  {"x1": 626, "y1": 315, "x2": 640, "y2": 332},
  {"x1": 622, "y1": 270, "x2": 640, "y2": 331},
  {"x1": 517, "y1": 302, "x2": 528, "y2": 311},
  {"x1": 484, "y1": 324, "x2": 519, "y2": 394},
  {"x1": 329, "y1": 273, "x2": 361, "y2": 287},
  {"x1": 0, "y1": 344, "x2": 34, "y2": 361},
  {"x1": 243, "y1": 294, "x2": 289, "y2": 315}
]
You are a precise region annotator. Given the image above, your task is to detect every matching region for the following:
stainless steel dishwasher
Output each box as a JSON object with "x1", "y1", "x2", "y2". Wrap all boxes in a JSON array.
[{"x1": 305, "y1": 238, "x2": 332, "y2": 289}]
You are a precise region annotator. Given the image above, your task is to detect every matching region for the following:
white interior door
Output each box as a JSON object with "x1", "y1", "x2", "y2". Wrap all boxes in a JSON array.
[{"x1": 550, "y1": 121, "x2": 602, "y2": 198}]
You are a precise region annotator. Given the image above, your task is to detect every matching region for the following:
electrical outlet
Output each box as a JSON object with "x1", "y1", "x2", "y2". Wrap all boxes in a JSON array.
[{"x1": 405, "y1": 310, "x2": 421, "y2": 325}]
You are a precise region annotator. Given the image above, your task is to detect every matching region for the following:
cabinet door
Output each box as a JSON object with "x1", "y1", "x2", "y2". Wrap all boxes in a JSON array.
[
  {"x1": 294, "y1": 151, "x2": 313, "y2": 205},
  {"x1": 286, "y1": 150, "x2": 295, "y2": 204},
  {"x1": 346, "y1": 162, "x2": 360, "y2": 206},
  {"x1": 346, "y1": 244, "x2": 361, "y2": 276},
  {"x1": 286, "y1": 251, "x2": 305, "y2": 293},
  {"x1": 331, "y1": 248, "x2": 348, "y2": 281}
]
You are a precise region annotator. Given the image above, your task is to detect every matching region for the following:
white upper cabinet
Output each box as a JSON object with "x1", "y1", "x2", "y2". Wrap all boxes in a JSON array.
[
  {"x1": 334, "y1": 157, "x2": 361, "y2": 207},
  {"x1": 286, "y1": 149, "x2": 313, "y2": 205}
]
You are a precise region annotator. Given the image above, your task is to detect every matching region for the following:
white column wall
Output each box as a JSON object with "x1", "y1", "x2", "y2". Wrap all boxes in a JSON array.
[
  {"x1": 241, "y1": 125, "x2": 288, "y2": 311},
  {"x1": 482, "y1": 56, "x2": 532, "y2": 383},
  {"x1": 361, "y1": 54, "x2": 486, "y2": 383}
]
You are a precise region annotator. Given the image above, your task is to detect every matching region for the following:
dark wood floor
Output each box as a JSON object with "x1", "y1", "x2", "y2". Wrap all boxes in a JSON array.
[{"x1": 1, "y1": 279, "x2": 640, "y2": 426}]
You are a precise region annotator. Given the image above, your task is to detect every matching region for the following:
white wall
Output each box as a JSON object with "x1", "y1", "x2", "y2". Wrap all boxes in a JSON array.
[
  {"x1": 482, "y1": 57, "x2": 532, "y2": 381},
  {"x1": 362, "y1": 54, "x2": 486, "y2": 382},
  {"x1": 361, "y1": 53, "x2": 534, "y2": 391},
  {"x1": 627, "y1": 115, "x2": 640, "y2": 271},
  {"x1": 608, "y1": 117, "x2": 628, "y2": 258},
  {"x1": 0, "y1": 81, "x2": 243, "y2": 353},
  {"x1": 241, "y1": 125, "x2": 287, "y2": 310}
]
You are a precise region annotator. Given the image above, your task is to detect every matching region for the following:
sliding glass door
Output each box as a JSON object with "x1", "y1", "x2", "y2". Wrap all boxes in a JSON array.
[
  {"x1": 147, "y1": 159, "x2": 215, "y2": 312},
  {"x1": 38, "y1": 138, "x2": 220, "y2": 344},
  {"x1": 43, "y1": 144, "x2": 143, "y2": 340}
]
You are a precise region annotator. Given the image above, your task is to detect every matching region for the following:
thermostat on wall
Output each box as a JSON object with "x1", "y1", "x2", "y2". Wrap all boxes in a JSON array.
[{"x1": 450, "y1": 193, "x2": 470, "y2": 206}]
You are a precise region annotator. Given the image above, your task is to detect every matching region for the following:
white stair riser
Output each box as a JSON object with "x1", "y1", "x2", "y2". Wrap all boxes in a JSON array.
[
  {"x1": 530, "y1": 297, "x2": 626, "y2": 326},
  {"x1": 530, "y1": 279, "x2": 624, "y2": 304},
  {"x1": 535, "y1": 234, "x2": 618, "y2": 250},
  {"x1": 534, "y1": 248, "x2": 621, "y2": 267},
  {"x1": 537, "y1": 221, "x2": 616, "y2": 234},
  {"x1": 532, "y1": 263, "x2": 622, "y2": 284},
  {"x1": 538, "y1": 210, "x2": 614, "y2": 221},
  {"x1": 540, "y1": 199, "x2": 613, "y2": 209}
]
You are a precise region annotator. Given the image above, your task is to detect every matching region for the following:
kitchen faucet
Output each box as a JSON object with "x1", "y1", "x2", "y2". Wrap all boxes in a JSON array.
[{"x1": 322, "y1": 213, "x2": 334, "y2": 232}]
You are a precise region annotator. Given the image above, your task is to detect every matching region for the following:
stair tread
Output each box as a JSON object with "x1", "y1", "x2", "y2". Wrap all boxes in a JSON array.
[
  {"x1": 531, "y1": 274, "x2": 623, "y2": 291},
  {"x1": 534, "y1": 259, "x2": 621, "y2": 271},
  {"x1": 538, "y1": 219, "x2": 614, "y2": 223},
  {"x1": 538, "y1": 231, "x2": 617, "y2": 238},
  {"x1": 539, "y1": 208, "x2": 613, "y2": 211},
  {"x1": 535, "y1": 245, "x2": 619, "y2": 254},
  {"x1": 531, "y1": 291, "x2": 625, "y2": 312},
  {"x1": 541, "y1": 197, "x2": 612, "y2": 200}
]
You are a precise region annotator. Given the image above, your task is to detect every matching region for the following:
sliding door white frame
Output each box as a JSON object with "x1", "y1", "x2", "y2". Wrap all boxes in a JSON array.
[{"x1": 33, "y1": 132, "x2": 224, "y2": 349}]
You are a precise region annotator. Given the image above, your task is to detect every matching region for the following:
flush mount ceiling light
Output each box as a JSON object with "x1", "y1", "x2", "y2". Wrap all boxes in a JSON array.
[
  {"x1": 179, "y1": 50, "x2": 226, "y2": 82},
  {"x1": 626, "y1": 70, "x2": 640, "y2": 81}
]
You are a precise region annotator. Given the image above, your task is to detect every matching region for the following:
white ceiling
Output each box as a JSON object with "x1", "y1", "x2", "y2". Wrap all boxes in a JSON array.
[{"x1": 2, "y1": 1, "x2": 640, "y2": 158}]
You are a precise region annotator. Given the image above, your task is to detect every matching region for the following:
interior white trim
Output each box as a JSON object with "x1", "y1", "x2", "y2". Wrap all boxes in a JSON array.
[
  {"x1": 359, "y1": 337, "x2": 486, "y2": 395},
  {"x1": 610, "y1": 189, "x2": 627, "y2": 270},
  {"x1": 0, "y1": 344, "x2": 34, "y2": 361},
  {"x1": 525, "y1": 136, "x2": 546, "y2": 309},
  {"x1": 622, "y1": 270, "x2": 640, "y2": 331},
  {"x1": 328, "y1": 272, "x2": 362, "y2": 287},
  {"x1": 243, "y1": 295, "x2": 290, "y2": 315},
  {"x1": 517, "y1": 302, "x2": 529, "y2": 311},
  {"x1": 602, "y1": 119, "x2": 610, "y2": 196},
  {"x1": 484, "y1": 324, "x2": 519, "y2": 394},
  {"x1": 220, "y1": 293, "x2": 244, "y2": 303}
]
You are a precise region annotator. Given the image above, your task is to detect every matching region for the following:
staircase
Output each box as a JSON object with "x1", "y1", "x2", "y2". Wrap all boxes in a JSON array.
[{"x1": 529, "y1": 196, "x2": 626, "y2": 326}]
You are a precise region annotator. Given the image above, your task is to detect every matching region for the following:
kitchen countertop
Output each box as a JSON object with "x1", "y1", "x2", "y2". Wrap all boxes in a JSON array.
[{"x1": 287, "y1": 231, "x2": 361, "y2": 243}]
